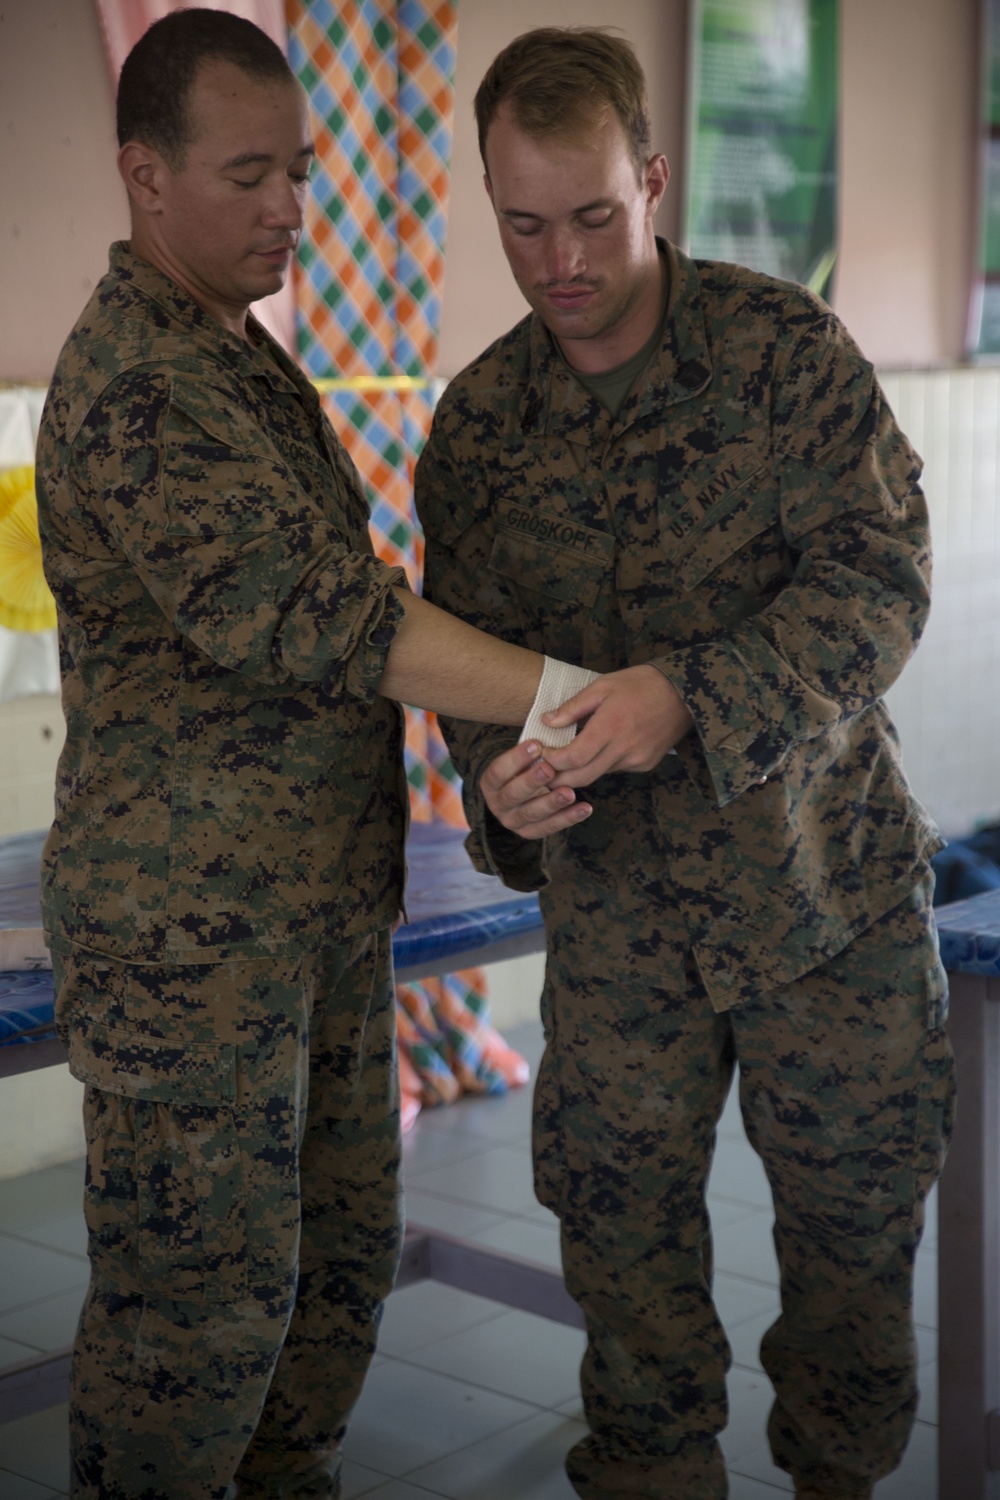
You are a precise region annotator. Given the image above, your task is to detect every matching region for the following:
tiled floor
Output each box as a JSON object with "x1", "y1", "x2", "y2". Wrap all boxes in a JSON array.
[{"x1": 0, "y1": 1020, "x2": 939, "y2": 1499}]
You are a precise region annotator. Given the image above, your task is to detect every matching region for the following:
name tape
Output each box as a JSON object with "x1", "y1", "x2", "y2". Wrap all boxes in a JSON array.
[{"x1": 503, "y1": 506, "x2": 609, "y2": 555}]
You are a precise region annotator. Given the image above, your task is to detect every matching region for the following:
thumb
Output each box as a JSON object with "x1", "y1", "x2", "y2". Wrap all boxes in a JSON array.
[{"x1": 543, "y1": 680, "x2": 604, "y2": 728}]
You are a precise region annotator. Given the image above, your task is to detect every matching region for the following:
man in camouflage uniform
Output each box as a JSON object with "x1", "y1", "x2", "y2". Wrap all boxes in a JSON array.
[
  {"x1": 34, "y1": 12, "x2": 578, "y2": 1499},
  {"x1": 416, "y1": 28, "x2": 956, "y2": 1500}
]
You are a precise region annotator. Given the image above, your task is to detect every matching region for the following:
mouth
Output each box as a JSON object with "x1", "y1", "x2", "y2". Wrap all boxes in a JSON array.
[
  {"x1": 256, "y1": 244, "x2": 296, "y2": 266},
  {"x1": 543, "y1": 284, "x2": 599, "y2": 311}
]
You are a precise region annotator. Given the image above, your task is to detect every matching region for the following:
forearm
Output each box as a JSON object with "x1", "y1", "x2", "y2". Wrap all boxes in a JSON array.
[{"x1": 376, "y1": 588, "x2": 543, "y2": 725}]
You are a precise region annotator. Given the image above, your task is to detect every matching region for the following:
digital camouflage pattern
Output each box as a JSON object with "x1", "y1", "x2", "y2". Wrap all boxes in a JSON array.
[
  {"x1": 417, "y1": 240, "x2": 941, "y2": 1010},
  {"x1": 35, "y1": 244, "x2": 411, "y2": 1498},
  {"x1": 36, "y1": 243, "x2": 408, "y2": 965},
  {"x1": 533, "y1": 874, "x2": 952, "y2": 1499},
  {"x1": 56, "y1": 932, "x2": 402, "y2": 1499},
  {"x1": 416, "y1": 240, "x2": 954, "y2": 1497}
]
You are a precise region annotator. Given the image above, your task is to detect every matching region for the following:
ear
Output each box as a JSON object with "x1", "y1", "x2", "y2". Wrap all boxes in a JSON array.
[
  {"x1": 644, "y1": 153, "x2": 670, "y2": 218},
  {"x1": 118, "y1": 141, "x2": 169, "y2": 214},
  {"x1": 483, "y1": 169, "x2": 495, "y2": 207}
]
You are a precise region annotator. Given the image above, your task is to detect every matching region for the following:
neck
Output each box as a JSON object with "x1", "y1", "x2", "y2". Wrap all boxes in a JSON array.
[{"x1": 126, "y1": 224, "x2": 250, "y2": 340}]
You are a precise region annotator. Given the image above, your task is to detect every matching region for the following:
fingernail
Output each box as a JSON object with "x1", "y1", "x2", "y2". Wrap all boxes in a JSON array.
[{"x1": 523, "y1": 741, "x2": 540, "y2": 757}]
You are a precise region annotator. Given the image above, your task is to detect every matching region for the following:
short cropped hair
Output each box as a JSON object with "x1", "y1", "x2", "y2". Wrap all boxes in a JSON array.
[
  {"x1": 474, "y1": 28, "x2": 652, "y2": 182},
  {"x1": 117, "y1": 7, "x2": 294, "y2": 168}
]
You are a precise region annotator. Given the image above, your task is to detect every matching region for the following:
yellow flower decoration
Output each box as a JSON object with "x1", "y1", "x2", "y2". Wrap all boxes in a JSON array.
[{"x1": 0, "y1": 465, "x2": 57, "y2": 633}]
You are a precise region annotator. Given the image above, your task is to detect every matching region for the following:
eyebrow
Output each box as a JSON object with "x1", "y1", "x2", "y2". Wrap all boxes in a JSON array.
[
  {"x1": 220, "y1": 145, "x2": 316, "y2": 170},
  {"x1": 501, "y1": 197, "x2": 616, "y2": 220}
]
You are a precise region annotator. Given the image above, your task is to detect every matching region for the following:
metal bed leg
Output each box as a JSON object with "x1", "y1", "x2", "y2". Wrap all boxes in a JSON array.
[{"x1": 939, "y1": 972, "x2": 1000, "y2": 1499}]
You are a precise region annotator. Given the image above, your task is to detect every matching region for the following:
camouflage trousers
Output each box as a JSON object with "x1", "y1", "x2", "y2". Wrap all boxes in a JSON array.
[
  {"x1": 53, "y1": 931, "x2": 402, "y2": 1500},
  {"x1": 533, "y1": 873, "x2": 955, "y2": 1500}
]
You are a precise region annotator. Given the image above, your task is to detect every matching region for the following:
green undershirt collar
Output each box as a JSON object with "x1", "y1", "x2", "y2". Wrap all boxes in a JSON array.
[{"x1": 562, "y1": 259, "x2": 670, "y2": 419}]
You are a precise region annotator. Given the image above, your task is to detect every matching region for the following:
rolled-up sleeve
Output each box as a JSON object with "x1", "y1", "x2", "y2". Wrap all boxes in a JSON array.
[{"x1": 72, "y1": 369, "x2": 406, "y2": 699}]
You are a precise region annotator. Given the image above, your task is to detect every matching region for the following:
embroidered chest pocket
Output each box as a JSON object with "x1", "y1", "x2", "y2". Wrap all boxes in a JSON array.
[
  {"x1": 488, "y1": 505, "x2": 616, "y2": 606},
  {"x1": 669, "y1": 459, "x2": 777, "y2": 594}
]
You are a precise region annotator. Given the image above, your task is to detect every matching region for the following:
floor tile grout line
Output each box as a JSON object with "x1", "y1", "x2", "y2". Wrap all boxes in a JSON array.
[
  {"x1": 384, "y1": 1398, "x2": 588, "y2": 1489},
  {"x1": 0, "y1": 1334, "x2": 51, "y2": 1363},
  {"x1": 0, "y1": 1229, "x2": 88, "y2": 1263},
  {"x1": 0, "y1": 1459, "x2": 65, "y2": 1492},
  {"x1": 377, "y1": 1308, "x2": 512, "y2": 1352},
  {"x1": 402, "y1": 1192, "x2": 555, "y2": 1227},
  {"x1": 373, "y1": 1345, "x2": 583, "y2": 1416},
  {"x1": 0, "y1": 1281, "x2": 90, "y2": 1319}
]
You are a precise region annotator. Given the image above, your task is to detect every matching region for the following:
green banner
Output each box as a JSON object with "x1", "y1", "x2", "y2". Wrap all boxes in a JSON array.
[
  {"x1": 970, "y1": 0, "x2": 1000, "y2": 355},
  {"x1": 684, "y1": 0, "x2": 838, "y2": 299}
]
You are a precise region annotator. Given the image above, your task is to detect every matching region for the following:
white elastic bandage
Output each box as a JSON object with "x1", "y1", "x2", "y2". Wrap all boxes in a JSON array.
[{"x1": 519, "y1": 657, "x2": 600, "y2": 749}]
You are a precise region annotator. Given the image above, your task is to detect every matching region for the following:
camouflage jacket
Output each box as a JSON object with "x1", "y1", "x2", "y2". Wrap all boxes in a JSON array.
[
  {"x1": 417, "y1": 240, "x2": 940, "y2": 1009},
  {"x1": 36, "y1": 243, "x2": 407, "y2": 963}
]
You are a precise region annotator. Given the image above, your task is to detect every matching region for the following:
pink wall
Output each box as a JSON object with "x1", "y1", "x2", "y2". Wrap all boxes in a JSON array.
[
  {"x1": 837, "y1": 0, "x2": 979, "y2": 368},
  {"x1": 0, "y1": 0, "x2": 130, "y2": 382},
  {"x1": 0, "y1": 0, "x2": 982, "y2": 382}
]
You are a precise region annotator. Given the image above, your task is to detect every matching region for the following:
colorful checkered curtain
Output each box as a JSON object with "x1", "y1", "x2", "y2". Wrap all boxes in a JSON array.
[
  {"x1": 288, "y1": 0, "x2": 528, "y2": 1124},
  {"x1": 289, "y1": 0, "x2": 454, "y2": 820}
]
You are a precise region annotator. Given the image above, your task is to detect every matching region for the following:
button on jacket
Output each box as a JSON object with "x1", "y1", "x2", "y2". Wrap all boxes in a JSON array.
[
  {"x1": 36, "y1": 243, "x2": 407, "y2": 964},
  {"x1": 417, "y1": 240, "x2": 940, "y2": 1009}
]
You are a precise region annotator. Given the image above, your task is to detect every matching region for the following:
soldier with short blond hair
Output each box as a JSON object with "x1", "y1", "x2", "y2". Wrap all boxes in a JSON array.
[{"x1": 417, "y1": 26, "x2": 955, "y2": 1500}]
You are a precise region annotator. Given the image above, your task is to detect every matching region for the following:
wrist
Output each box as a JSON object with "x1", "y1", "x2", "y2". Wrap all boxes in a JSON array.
[{"x1": 520, "y1": 657, "x2": 600, "y2": 748}]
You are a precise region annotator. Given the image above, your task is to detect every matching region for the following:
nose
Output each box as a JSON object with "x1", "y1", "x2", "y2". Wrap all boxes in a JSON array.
[
  {"x1": 546, "y1": 224, "x2": 586, "y2": 283},
  {"x1": 262, "y1": 174, "x2": 306, "y2": 232}
]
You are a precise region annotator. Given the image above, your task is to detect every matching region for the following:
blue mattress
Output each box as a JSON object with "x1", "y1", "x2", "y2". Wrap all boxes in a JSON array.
[{"x1": 0, "y1": 824, "x2": 543, "y2": 1047}]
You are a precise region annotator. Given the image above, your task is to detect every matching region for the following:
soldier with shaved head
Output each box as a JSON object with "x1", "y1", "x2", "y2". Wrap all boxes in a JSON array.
[{"x1": 35, "y1": 10, "x2": 601, "y2": 1497}]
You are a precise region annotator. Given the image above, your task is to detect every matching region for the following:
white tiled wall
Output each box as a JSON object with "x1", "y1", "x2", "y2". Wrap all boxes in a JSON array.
[
  {"x1": 0, "y1": 693, "x2": 64, "y2": 839},
  {"x1": 880, "y1": 369, "x2": 1000, "y2": 837},
  {"x1": 0, "y1": 693, "x2": 79, "y2": 1181}
]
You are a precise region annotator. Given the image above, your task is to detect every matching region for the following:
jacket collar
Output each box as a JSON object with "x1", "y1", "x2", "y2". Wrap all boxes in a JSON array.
[
  {"x1": 107, "y1": 241, "x2": 309, "y2": 398},
  {"x1": 517, "y1": 238, "x2": 713, "y2": 442}
]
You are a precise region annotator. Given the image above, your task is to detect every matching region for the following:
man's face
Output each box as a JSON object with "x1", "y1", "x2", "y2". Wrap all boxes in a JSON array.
[
  {"x1": 483, "y1": 104, "x2": 668, "y2": 372},
  {"x1": 135, "y1": 59, "x2": 313, "y2": 328}
]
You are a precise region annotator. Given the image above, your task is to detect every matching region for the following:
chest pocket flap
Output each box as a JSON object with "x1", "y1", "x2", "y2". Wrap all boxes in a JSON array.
[
  {"x1": 671, "y1": 460, "x2": 774, "y2": 594},
  {"x1": 489, "y1": 505, "x2": 615, "y2": 606},
  {"x1": 163, "y1": 376, "x2": 314, "y2": 538}
]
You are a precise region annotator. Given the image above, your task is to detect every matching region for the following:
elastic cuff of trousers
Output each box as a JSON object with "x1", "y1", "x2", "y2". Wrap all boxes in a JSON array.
[
  {"x1": 520, "y1": 657, "x2": 600, "y2": 749},
  {"x1": 565, "y1": 1432, "x2": 727, "y2": 1500}
]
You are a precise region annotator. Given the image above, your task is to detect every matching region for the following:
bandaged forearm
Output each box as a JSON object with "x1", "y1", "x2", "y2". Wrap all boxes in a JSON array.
[{"x1": 519, "y1": 657, "x2": 601, "y2": 748}]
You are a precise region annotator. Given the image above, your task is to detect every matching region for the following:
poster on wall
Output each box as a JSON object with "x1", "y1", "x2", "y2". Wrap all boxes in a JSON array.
[
  {"x1": 684, "y1": 0, "x2": 838, "y2": 300},
  {"x1": 969, "y1": 0, "x2": 1000, "y2": 356}
]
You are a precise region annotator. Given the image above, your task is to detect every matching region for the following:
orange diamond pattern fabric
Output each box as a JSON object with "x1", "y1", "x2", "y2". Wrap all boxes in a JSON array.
[
  {"x1": 289, "y1": 0, "x2": 455, "y2": 821},
  {"x1": 287, "y1": 0, "x2": 528, "y2": 1122}
]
